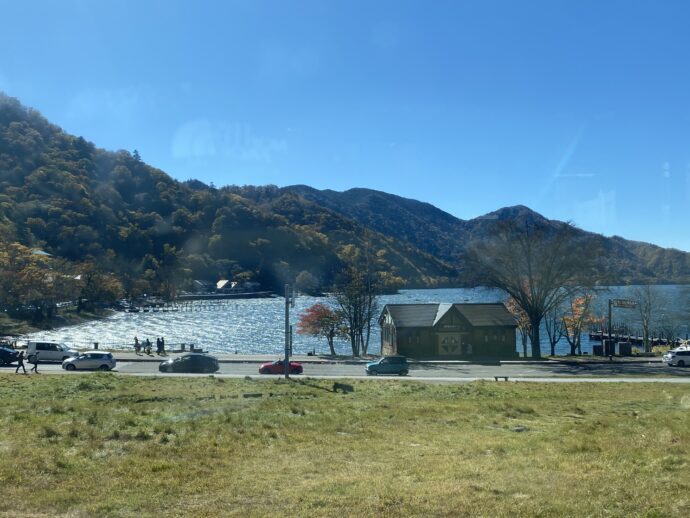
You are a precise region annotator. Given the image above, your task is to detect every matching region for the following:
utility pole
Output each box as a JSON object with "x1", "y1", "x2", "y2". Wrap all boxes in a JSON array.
[{"x1": 284, "y1": 284, "x2": 295, "y2": 379}]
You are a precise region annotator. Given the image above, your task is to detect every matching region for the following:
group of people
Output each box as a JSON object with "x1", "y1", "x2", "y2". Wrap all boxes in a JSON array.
[
  {"x1": 133, "y1": 336, "x2": 167, "y2": 356},
  {"x1": 15, "y1": 350, "x2": 39, "y2": 374}
]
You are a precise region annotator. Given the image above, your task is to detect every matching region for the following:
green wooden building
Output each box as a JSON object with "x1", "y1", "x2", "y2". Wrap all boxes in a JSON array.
[{"x1": 379, "y1": 303, "x2": 518, "y2": 359}]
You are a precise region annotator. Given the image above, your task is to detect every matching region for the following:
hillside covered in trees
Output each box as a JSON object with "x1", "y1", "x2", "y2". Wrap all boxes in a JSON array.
[
  {"x1": 0, "y1": 93, "x2": 457, "y2": 310},
  {"x1": 1, "y1": 92, "x2": 689, "y2": 316}
]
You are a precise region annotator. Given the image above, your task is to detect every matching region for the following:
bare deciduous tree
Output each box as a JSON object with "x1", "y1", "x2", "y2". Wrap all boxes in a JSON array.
[
  {"x1": 544, "y1": 304, "x2": 566, "y2": 356},
  {"x1": 465, "y1": 220, "x2": 597, "y2": 358},
  {"x1": 633, "y1": 285, "x2": 658, "y2": 353},
  {"x1": 333, "y1": 244, "x2": 379, "y2": 357}
]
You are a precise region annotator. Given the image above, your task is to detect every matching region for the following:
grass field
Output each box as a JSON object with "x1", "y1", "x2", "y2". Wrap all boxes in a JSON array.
[{"x1": 0, "y1": 374, "x2": 688, "y2": 517}]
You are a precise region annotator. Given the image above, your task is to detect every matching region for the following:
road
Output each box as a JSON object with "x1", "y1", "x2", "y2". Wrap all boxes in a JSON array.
[{"x1": 4, "y1": 357, "x2": 690, "y2": 383}]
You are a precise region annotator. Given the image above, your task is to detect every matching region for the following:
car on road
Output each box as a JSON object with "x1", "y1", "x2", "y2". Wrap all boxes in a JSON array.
[
  {"x1": 62, "y1": 351, "x2": 116, "y2": 371},
  {"x1": 259, "y1": 360, "x2": 303, "y2": 375},
  {"x1": 27, "y1": 341, "x2": 79, "y2": 363},
  {"x1": 0, "y1": 346, "x2": 19, "y2": 366},
  {"x1": 365, "y1": 355, "x2": 409, "y2": 376},
  {"x1": 158, "y1": 353, "x2": 220, "y2": 373},
  {"x1": 662, "y1": 348, "x2": 690, "y2": 367}
]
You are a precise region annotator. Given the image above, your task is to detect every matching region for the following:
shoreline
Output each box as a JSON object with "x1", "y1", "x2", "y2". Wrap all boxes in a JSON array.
[{"x1": 0, "y1": 309, "x2": 115, "y2": 338}]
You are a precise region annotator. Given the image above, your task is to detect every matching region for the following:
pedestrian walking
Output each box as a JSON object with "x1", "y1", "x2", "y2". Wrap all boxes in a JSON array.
[
  {"x1": 29, "y1": 351, "x2": 39, "y2": 373},
  {"x1": 160, "y1": 336, "x2": 166, "y2": 355},
  {"x1": 15, "y1": 351, "x2": 26, "y2": 374},
  {"x1": 156, "y1": 337, "x2": 162, "y2": 355},
  {"x1": 134, "y1": 336, "x2": 141, "y2": 355},
  {"x1": 145, "y1": 338, "x2": 152, "y2": 355}
]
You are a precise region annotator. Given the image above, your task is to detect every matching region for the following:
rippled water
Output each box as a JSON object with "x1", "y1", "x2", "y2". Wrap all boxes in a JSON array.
[{"x1": 21, "y1": 286, "x2": 690, "y2": 356}]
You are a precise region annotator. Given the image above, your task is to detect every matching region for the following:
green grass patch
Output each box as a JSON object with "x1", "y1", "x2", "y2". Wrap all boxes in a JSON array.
[{"x1": 0, "y1": 374, "x2": 688, "y2": 517}]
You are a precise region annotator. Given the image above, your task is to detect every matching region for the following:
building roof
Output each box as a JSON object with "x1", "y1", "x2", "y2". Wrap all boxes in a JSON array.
[
  {"x1": 382, "y1": 303, "x2": 516, "y2": 328},
  {"x1": 384, "y1": 304, "x2": 440, "y2": 327},
  {"x1": 453, "y1": 304, "x2": 517, "y2": 327}
]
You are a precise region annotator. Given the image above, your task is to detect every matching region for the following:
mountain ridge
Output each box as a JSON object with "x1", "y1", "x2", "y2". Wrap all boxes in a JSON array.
[{"x1": 1, "y1": 91, "x2": 689, "y2": 296}]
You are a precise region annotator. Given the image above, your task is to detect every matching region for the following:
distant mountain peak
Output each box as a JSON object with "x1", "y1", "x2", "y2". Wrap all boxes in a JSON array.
[{"x1": 479, "y1": 205, "x2": 548, "y2": 222}]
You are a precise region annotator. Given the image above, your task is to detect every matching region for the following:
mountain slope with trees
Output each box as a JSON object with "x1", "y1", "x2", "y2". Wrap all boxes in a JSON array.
[
  {"x1": 0, "y1": 93, "x2": 457, "y2": 311},
  {"x1": 283, "y1": 186, "x2": 690, "y2": 285},
  {"x1": 1, "y1": 91, "x2": 688, "y2": 319}
]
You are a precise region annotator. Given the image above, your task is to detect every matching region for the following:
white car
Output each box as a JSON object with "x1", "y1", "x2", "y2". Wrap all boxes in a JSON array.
[
  {"x1": 27, "y1": 341, "x2": 79, "y2": 363},
  {"x1": 662, "y1": 349, "x2": 690, "y2": 367},
  {"x1": 62, "y1": 351, "x2": 116, "y2": 371}
]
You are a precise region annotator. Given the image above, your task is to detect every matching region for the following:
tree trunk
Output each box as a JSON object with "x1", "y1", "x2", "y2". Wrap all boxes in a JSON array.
[
  {"x1": 521, "y1": 334, "x2": 528, "y2": 358},
  {"x1": 529, "y1": 322, "x2": 542, "y2": 358},
  {"x1": 327, "y1": 330, "x2": 336, "y2": 356}
]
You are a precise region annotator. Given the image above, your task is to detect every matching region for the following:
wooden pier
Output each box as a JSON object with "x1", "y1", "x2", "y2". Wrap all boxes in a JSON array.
[{"x1": 588, "y1": 331, "x2": 685, "y2": 348}]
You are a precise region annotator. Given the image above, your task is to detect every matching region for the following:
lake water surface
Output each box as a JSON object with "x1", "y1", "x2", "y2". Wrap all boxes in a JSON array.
[{"x1": 22, "y1": 285, "x2": 690, "y2": 356}]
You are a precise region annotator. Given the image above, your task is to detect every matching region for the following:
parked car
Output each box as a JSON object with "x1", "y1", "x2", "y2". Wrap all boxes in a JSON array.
[
  {"x1": 366, "y1": 356, "x2": 409, "y2": 376},
  {"x1": 259, "y1": 360, "x2": 303, "y2": 375},
  {"x1": 62, "y1": 351, "x2": 116, "y2": 371},
  {"x1": 0, "y1": 346, "x2": 19, "y2": 366},
  {"x1": 158, "y1": 353, "x2": 219, "y2": 373},
  {"x1": 662, "y1": 349, "x2": 690, "y2": 367},
  {"x1": 27, "y1": 341, "x2": 79, "y2": 363}
]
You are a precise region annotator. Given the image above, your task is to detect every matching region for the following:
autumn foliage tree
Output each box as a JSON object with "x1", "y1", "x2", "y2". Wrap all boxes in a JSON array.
[
  {"x1": 297, "y1": 303, "x2": 343, "y2": 355},
  {"x1": 561, "y1": 292, "x2": 597, "y2": 355}
]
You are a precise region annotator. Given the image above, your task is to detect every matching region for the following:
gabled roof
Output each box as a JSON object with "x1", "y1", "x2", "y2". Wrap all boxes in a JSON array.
[
  {"x1": 453, "y1": 304, "x2": 517, "y2": 327},
  {"x1": 382, "y1": 304, "x2": 440, "y2": 328},
  {"x1": 382, "y1": 303, "x2": 516, "y2": 328}
]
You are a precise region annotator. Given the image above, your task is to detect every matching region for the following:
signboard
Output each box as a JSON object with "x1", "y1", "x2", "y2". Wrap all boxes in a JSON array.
[{"x1": 611, "y1": 298, "x2": 637, "y2": 309}]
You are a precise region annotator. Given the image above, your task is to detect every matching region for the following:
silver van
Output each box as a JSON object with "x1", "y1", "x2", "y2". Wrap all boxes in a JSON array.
[{"x1": 27, "y1": 341, "x2": 79, "y2": 363}]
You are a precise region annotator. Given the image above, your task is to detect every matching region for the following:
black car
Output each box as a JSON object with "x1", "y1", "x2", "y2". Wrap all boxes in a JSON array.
[
  {"x1": 158, "y1": 353, "x2": 220, "y2": 373},
  {"x1": 0, "y1": 346, "x2": 19, "y2": 366}
]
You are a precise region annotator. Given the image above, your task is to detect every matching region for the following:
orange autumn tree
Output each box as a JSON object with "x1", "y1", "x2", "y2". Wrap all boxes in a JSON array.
[
  {"x1": 297, "y1": 303, "x2": 344, "y2": 355},
  {"x1": 562, "y1": 292, "x2": 598, "y2": 355}
]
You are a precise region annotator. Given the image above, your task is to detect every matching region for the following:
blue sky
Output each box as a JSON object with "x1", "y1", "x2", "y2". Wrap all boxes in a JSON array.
[{"x1": 2, "y1": 0, "x2": 690, "y2": 250}]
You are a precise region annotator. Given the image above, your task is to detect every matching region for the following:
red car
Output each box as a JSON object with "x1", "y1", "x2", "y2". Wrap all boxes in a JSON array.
[{"x1": 259, "y1": 360, "x2": 303, "y2": 375}]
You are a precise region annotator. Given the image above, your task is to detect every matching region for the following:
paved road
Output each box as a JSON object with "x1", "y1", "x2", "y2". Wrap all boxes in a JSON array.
[{"x1": 4, "y1": 357, "x2": 690, "y2": 383}]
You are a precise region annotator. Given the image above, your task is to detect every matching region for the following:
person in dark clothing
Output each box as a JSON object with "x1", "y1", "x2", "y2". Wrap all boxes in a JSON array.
[
  {"x1": 144, "y1": 339, "x2": 152, "y2": 355},
  {"x1": 15, "y1": 351, "x2": 26, "y2": 374},
  {"x1": 29, "y1": 351, "x2": 39, "y2": 373},
  {"x1": 156, "y1": 337, "x2": 162, "y2": 355},
  {"x1": 160, "y1": 337, "x2": 166, "y2": 355}
]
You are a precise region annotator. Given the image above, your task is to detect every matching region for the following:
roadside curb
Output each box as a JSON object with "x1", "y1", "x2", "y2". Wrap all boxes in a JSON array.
[{"x1": 113, "y1": 355, "x2": 664, "y2": 366}]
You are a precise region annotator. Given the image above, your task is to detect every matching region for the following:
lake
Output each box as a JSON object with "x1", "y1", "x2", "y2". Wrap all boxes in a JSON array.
[{"x1": 21, "y1": 285, "x2": 690, "y2": 356}]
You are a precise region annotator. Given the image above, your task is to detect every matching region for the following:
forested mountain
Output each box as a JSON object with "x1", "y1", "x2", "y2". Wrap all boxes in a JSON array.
[
  {"x1": 1, "y1": 92, "x2": 689, "y2": 306},
  {"x1": 0, "y1": 93, "x2": 457, "y2": 300},
  {"x1": 282, "y1": 186, "x2": 690, "y2": 285}
]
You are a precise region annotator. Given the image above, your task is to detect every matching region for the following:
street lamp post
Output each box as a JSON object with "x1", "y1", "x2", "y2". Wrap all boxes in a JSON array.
[{"x1": 284, "y1": 284, "x2": 295, "y2": 379}]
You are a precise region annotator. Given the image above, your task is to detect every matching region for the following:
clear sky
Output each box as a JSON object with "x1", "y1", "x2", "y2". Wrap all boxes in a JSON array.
[{"x1": 2, "y1": 0, "x2": 690, "y2": 250}]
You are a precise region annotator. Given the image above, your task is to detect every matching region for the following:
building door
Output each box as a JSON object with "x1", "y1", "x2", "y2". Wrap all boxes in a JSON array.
[{"x1": 438, "y1": 334, "x2": 463, "y2": 355}]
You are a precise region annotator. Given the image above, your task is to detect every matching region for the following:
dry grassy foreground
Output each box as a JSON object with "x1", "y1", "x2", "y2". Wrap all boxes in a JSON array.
[{"x1": 0, "y1": 374, "x2": 688, "y2": 517}]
